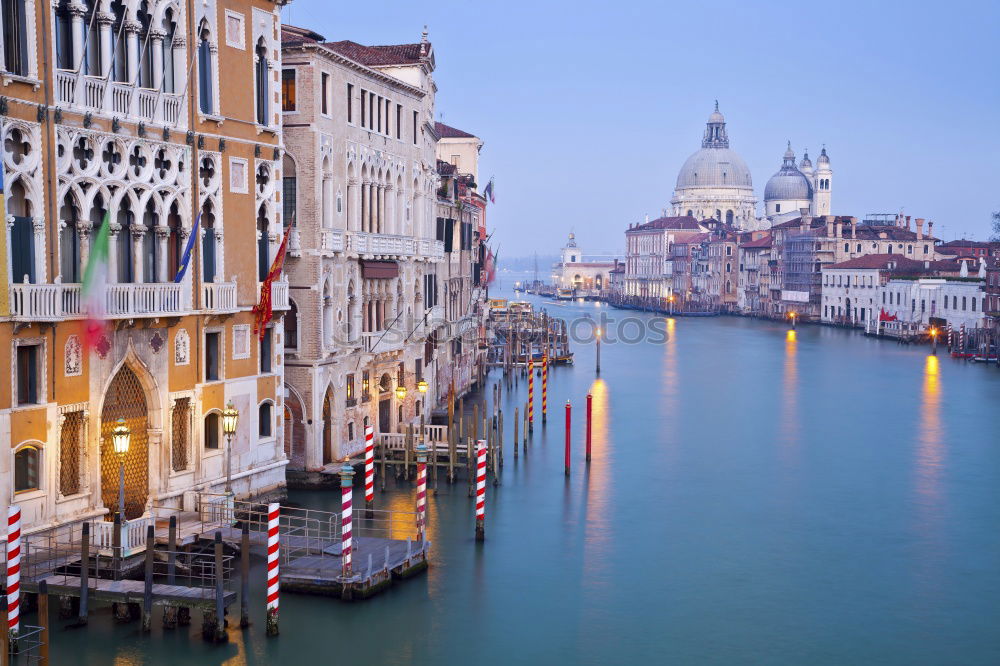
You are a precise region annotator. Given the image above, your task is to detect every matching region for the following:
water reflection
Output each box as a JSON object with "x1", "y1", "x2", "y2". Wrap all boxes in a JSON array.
[
  {"x1": 780, "y1": 329, "x2": 799, "y2": 455},
  {"x1": 582, "y1": 378, "x2": 611, "y2": 593},
  {"x1": 916, "y1": 355, "x2": 944, "y2": 512}
]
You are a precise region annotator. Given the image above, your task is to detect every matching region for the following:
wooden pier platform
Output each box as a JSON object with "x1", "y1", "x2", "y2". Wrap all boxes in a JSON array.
[{"x1": 21, "y1": 577, "x2": 236, "y2": 609}]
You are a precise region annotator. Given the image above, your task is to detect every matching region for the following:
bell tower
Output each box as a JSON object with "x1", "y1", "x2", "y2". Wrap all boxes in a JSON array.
[{"x1": 813, "y1": 146, "x2": 833, "y2": 215}]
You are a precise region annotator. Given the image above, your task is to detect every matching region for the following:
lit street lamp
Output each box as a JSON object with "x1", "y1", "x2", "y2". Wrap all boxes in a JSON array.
[
  {"x1": 669, "y1": 294, "x2": 675, "y2": 316},
  {"x1": 930, "y1": 326, "x2": 939, "y2": 354},
  {"x1": 789, "y1": 311, "x2": 797, "y2": 330},
  {"x1": 222, "y1": 402, "x2": 240, "y2": 494},
  {"x1": 417, "y1": 380, "x2": 428, "y2": 394},
  {"x1": 111, "y1": 418, "x2": 131, "y2": 521},
  {"x1": 396, "y1": 384, "x2": 407, "y2": 400}
]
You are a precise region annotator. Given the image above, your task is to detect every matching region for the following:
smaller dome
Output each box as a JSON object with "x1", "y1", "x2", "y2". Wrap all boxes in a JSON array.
[
  {"x1": 765, "y1": 143, "x2": 812, "y2": 202},
  {"x1": 817, "y1": 146, "x2": 830, "y2": 165},
  {"x1": 799, "y1": 149, "x2": 813, "y2": 170}
]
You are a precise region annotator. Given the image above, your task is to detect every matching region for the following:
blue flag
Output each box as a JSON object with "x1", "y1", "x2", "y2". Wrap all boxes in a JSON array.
[
  {"x1": 483, "y1": 177, "x2": 495, "y2": 204},
  {"x1": 174, "y1": 211, "x2": 202, "y2": 283}
]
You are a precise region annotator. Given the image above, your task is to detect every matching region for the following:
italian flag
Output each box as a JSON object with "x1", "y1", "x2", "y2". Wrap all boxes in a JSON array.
[{"x1": 81, "y1": 211, "x2": 111, "y2": 350}]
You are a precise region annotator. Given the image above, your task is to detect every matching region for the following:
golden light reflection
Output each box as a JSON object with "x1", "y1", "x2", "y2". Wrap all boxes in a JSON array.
[
  {"x1": 780, "y1": 327, "x2": 799, "y2": 455},
  {"x1": 582, "y1": 377, "x2": 611, "y2": 592},
  {"x1": 916, "y1": 354, "x2": 943, "y2": 510}
]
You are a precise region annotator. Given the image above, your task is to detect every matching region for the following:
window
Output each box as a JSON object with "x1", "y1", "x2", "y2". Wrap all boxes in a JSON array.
[
  {"x1": 16, "y1": 343, "x2": 39, "y2": 405},
  {"x1": 281, "y1": 69, "x2": 296, "y2": 111},
  {"x1": 14, "y1": 445, "x2": 39, "y2": 492},
  {"x1": 259, "y1": 402, "x2": 273, "y2": 438},
  {"x1": 376, "y1": 95, "x2": 382, "y2": 132},
  {"x1": 198, "y1": 25, "x2": 214, "y2": 114},
  {"x1": 321, "y1": 72, "x2": 329, "y2": 115},
  {"x1": 204, "y1": 413, "x2": 220, "y2": 449},
  {"x1": 260, "y1": 328, "x2": 272, "y2": 373},
  {"x1": 347, "y1": 422, "x2": 354, "y2": 441},
  {"x1": 413, "y1": 110, "x2": 418, "y2": 144},
  {"x1": 171, "y1": 398, "x2": 191, "y2": 471},
  {"x1": 254, "y1": 38, "x2": 269, "y2": 125},
  {"x1": 205, "y1": 331, "x2": 221, "y2": 381},
  {"x1": 775, "y1": 204, "x2": 781, "y2": 213},
  {"x1": 972, "y1": 297, "x2": 977, "y2": 312},
  {"x1": 385, "y1": 99, "x2": 391, "y2": 135},
  {"x1": 362, "y1": 371, "x2": 370, "y2": 402},
  {"x1": 2, "y1": 0, "x2": 29, "y2": 76},
  {"x1": 396, "y1": 103, "x2": 402, "y2": 139},
  {"x1": 360, "y1": 89, "x2": 366, "y2": 126},
  {"x1": 284, "y1": 301, "x2": 298, "y2": 351},
  {"x1": 346, "y1": 373, "x2": 356, "y2": 406},
  {"x1": 59, "y1": 411, "x2": 84, "y2": 495},
  {"x1": 347, "y1": 83, "x2": 353, "y2": 123},
  {"x1": 962, "y1": 297, "x2": 967, "y2": 311}
]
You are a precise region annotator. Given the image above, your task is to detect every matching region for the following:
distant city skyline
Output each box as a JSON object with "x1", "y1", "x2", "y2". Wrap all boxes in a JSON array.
[{"x1": 281, "y1": 0, "x2": 1000, "y2": 255}]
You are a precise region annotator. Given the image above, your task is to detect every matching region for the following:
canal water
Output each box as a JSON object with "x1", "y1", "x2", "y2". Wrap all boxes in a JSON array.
[{"x1": 46, "y1": 282, "x2": 1000, "y2": 664}]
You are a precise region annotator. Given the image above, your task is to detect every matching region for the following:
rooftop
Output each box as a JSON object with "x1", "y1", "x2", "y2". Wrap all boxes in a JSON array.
[{"x1": 435, "y1": 122, "x2": 477, "y2": 139}]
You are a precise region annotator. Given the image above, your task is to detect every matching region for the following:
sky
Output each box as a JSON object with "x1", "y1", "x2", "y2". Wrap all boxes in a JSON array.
[{"x1": 280, "y1": 0, "x2": 1000, "y2": 258}]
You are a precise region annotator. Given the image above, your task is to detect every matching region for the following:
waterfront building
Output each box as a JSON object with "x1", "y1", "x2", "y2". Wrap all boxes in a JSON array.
[
  {"x1": 985, "y1": 258, "x2": 1000, "y2": 335},
  {"x1": 935, "y1": 239, "x2": 1000, "y2": 260},
  {"x1": 433, "y1": 149, "x2": 488, "y2": 400},
  {"x1": 622, "y1": 216, "x2": 703, "y2": 300},
  {"x1": 553, "y1": 232, "x2": 616, "y2": 296},
  {"x1": 704, "y1": 229, "x2": 739, "y2": 310},
  {"x1": 736, "y1": 233, "x2": 773, "y2": 315},
  {"x1": 279, "y1": 25, "x2": 440, "y2": 470},
  {"x1": 2, "y1": 0, "x2": 289, "y2": 533},
  {"x1": 878, "y1": 275, "x2": 986, "y2": 330}
]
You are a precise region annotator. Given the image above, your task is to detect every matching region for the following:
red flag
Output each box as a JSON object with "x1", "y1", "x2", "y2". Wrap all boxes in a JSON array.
[
  {"x1": 878, "y1": 308, "x2": 897, "y2": 322},
  {"x1": 253, "y1": 223, "x2": 294, "y2": 339}
]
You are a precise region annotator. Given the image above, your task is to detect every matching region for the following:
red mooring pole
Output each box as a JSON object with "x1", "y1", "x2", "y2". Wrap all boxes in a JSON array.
[
  {"x1": 564, "y1": 401, "x2": 571, "y2": 476},
  {"x1": 585, "y1": 393, "x2": 592, "y2": 463}
]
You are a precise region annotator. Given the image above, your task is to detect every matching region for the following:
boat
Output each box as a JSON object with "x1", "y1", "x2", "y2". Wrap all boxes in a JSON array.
[{"x1": 555, "y1": 288, "x2": 573, "y2": 301}]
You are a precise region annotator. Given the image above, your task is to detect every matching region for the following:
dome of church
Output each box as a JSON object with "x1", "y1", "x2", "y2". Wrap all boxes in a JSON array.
[
  {"x1": 674, "y1": 148, "x2": 753, "y2": 190},
  {"x1": 764, "y1": 142, "x2": 812, "y2": 201}
]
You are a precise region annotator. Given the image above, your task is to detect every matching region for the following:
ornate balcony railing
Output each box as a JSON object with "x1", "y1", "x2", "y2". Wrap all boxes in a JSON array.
[
  {"x1": 347, "y1": 232, "x2": 444, "y2": 260},
  {"x1": 53, "y1": 70, "x2": 186, "y2": 128},
  {"x1": 10, "y1": 282, "x2": 185, "y2": 320},
  {"x1": 271, "y1": 278, "x2": 290, "y2": 310},
  {"x1": 320, "y1": 229, "x2": 345, "y2": 254},
  {"x1": 202, "y1": 281, "x2": 238, "y2": 313},
  {"x1": 91, "y1": 514, "x2": 153, "y2": 558}
]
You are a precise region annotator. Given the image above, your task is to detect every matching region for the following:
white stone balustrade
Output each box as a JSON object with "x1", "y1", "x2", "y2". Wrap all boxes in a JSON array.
[{"x1": 202, "y1": 281, "x2": 238, "y2": 313}]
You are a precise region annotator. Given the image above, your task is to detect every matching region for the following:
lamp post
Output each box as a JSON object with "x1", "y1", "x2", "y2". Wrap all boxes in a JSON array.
[
  {"x1": 111, "y1": 418, "x2": 131, "y2": 521},
  {"x1": 595, "y1": 327, "x2": 601, "y2": 375},
  {"x1": 222, "y1": 402, "x2": 239, "y2": 494},
  {"x1": 789, "y1": 311, "x2": 797, "y2": 330},
  {"x1": 669, "y1": 294, "x2": 675, "y2": 316},
  {"x1": 930, "y1": 326, "x2": 938, "y2": 354}
]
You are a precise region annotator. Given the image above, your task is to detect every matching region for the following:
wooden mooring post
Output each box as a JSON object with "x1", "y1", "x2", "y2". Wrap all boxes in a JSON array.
[
  {"x1": 202, "y1": 532, "x2": 227, "y2": 643},
  {"x1": 78, "y1": 522, "x2": 89, "y2": 626},
  {"x1": 513, "y1": 407, "x2": 519, "y2": 459},
  {"x1": 38, "y1": 580, "x2": 49, "y2": 666},
  {"x1": 163, "y1": 516, "x2": 179, "y2": 629},
  {"x1": 240, "y1": 524, "x2": 250, "y2": 628},
  {"x1": 142, "y1": 525, "x2": 154, "y2": 632},
  {"x1": 565, "y1": 401, "x2": 572, "y2": 477},
  {"x1": 586, "y1": 393, "x2": 593, "y2": 463}
]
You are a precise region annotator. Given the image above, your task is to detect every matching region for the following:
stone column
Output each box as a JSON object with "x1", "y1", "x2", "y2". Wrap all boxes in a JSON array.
[
  {"x1": 171, "y1": 35, "x2": 187, "y2": 96},
  {"x1": 107, "y1": 222, "x2": 121, "y2": 282},
  {"x1": 125, "y1": 20, "x2": 141, "y2": 83},
  {"x1": 97, "y1": 12, "x2": 114, "y2": 78},
  {"x1": 77, "y1": 221, "x2": 92, "y2": 278},
  {"x1": 384, "y1": 184, "x2": 394, "y2": 235},
  {"x1": 131, "y1": 224, "x2": 144, "y2": 284},
  {"x1": 68, "y1": 3, "x2": 87, "y2": 69},
  {"x1": 150, "y1": 30, "x2": 165, "y2": 90},
  {"x1": 155, "y1": 225, "x2": 170, "y2": 283},
  {"x1": 346, "y1": 178, "x2": 358, "y2": 232},
  {"x1": 32, "y1": 217, "x2": 46, "y2": 283}
]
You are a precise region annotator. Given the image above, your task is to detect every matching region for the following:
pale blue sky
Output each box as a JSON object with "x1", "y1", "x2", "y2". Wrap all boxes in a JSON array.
[{"x1": 281, "y1": 0, "x2": 1000, "y2": 258}]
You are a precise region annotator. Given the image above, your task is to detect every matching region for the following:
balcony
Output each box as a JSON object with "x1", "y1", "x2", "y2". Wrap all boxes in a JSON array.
[
  {"x1": 320, "y1": 229, "x2": 345, "y2": 255},
  {"x1": 10, "y1": 282, "x2": 186, "y2": 321},
  {"x1": 346, "y1": 232, "x2": 444, "y2": 261},
  {"x1": 360, "y1": 330, "x2": 407, "y2": 354},
  {"x1": 55, "y1": 71, "x2": 185, "y2": 127},
  {"x1": 271, "y1": 278, "x2": 290, "y2": 310},
  {"x1": 202, "y1": 281, "x2": 238, "y2": 313}
]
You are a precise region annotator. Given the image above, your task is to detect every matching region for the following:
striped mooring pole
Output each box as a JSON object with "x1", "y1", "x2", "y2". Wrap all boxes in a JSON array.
[
  {"x1": 541, "y1": 355, "x2": 548, "y2": 423},
  {"x1": 340, "y1": 464, "x2": 355, "y2": 576},
  {"x1": 960, "y1": 323, "x2": 966, "y2": 356},
  {"x1": 364, "y1": 424, "x2": 375, "y2": 517},
  {"x1": 947, "y1": 324, "x2": 953, "y2": 352},
  {"x1": 564, "y1": 401, "x2": 572, "y2": 477},
  {"x1": 416, "y1": 443, "x2": 428, "y2": 542},
  {"x1": 475, "y1": 440, "x2": 486, "y2": 542},
  {"x1": 266, "y1": 502, "x2": 280, "y2": 636},
  {"x1": 6, "y1": 505, "x2": 20, "y2": 638},
  {"x1": 527, "y1": 355, "x2": 535, "y2": 430}
]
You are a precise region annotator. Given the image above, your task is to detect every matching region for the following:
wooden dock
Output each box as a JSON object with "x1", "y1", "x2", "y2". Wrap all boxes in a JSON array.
[{"x1": 20, "y1": 577, "x2": 236, "y2": 609}]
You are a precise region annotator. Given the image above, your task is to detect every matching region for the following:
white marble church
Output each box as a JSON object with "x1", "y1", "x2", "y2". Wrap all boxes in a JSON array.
[{"x1": 669, "y1": 103, "x2": 833, "y2": 230}]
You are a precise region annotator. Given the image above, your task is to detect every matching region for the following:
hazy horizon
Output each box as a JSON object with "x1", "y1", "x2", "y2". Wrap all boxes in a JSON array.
[{"x1": 282, "y1": 0, "x2": 1000, "y2": 256}]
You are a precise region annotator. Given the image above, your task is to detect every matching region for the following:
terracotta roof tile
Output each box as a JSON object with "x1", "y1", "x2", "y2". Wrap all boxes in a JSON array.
[
  {"x1": 435, "y1": 122, "x2": 477, "y2": 139},
  {"x1": 323, "y1": 40, "x2": 427, "y2": 66}
]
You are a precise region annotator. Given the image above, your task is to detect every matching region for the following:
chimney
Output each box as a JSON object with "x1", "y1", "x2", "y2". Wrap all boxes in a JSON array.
[
  {"x1": 915, "y1": 217, "x2": 924, "y2": 240},
  {"x1": 825, "y1": 217, "x2": 833, "y2": 237},
  {"x1": 927, "y1": 220, "x2": 934, "y2": 238},
  {"x1": 850, "y1": 218, "x2": 857, "y2": 239},
  {"x1": 906, "y1": 215, "x2": 911, "y2": 231},
  {"x1": 835, "y1": 221, "x2": 842, "y2": 238},
  {"x1": 801, "y1": 215, "x2": 811, "y2": 232}
]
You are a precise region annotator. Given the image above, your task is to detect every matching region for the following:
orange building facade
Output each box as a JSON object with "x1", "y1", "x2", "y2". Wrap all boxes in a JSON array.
[{"x1": 0, "y1": 0, "x2": 289, "y2": 536}]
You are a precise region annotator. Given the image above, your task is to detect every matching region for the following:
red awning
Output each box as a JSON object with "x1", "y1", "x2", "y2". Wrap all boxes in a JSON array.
[{"x1": 360, "y1": 260, "x2": 399, "y2": 279}]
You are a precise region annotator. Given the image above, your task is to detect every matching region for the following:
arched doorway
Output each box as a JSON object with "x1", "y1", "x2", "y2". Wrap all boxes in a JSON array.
[
  {"x1": 100, "y1": 365, "x2": 150, "y2": 520},
  {"x1": 378, "y1": 374, "x2": 392, "y2": 433},
  {"x1": 322, "y1": 385, "x2": 334, "y2": 465},
  {"x1": 284, "y1": 388, "x2": 306, "y2": 470}
]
